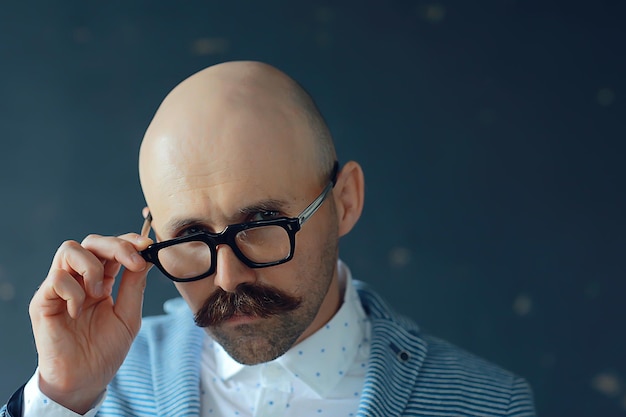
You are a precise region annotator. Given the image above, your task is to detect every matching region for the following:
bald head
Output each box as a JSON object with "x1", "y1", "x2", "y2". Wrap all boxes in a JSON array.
[
  {"x1": 140, "y1": 61, "x2": 335, "y2": 190},
  {"x1": 139, "y1": 61, "x2": 337, "y2": 232}
]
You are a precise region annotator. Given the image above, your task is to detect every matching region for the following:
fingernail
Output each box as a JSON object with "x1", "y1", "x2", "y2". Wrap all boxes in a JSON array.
[{"x1": 131, "y1": 252, "x2": 146, "y2": 270}]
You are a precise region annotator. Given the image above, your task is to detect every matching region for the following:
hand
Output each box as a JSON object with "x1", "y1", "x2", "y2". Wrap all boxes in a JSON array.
[{"x1": 29, "y1": 233, "x2": 153, "y2": 414}]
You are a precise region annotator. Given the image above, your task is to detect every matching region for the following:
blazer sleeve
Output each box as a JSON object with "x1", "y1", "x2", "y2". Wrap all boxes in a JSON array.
[{"x1": 507, "y1": 377, "x2": 536, "y2": 416}]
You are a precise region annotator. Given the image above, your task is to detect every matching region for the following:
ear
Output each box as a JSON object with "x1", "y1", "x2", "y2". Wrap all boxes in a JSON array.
[{"x1": 333, "y1": 161, "x2": 365, "y2": 237}]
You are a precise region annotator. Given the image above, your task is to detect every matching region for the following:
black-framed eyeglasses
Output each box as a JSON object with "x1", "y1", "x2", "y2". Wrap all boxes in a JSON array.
[{"x1": 139, "y1": 161, "x2": 339, "y2": 282}]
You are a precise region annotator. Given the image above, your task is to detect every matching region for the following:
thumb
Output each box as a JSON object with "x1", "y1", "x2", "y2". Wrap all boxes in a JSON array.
[{"x1": 114, "y1": 265, "x2": 151, "y2": 336}]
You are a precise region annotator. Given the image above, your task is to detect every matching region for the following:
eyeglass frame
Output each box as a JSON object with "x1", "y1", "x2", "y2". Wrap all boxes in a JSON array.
[{"x1": 139, "y1": 161, "x2": 339, "y2": 282}]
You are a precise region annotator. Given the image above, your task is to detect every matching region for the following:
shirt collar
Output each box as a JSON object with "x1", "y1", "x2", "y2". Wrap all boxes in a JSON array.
[{"x1": 212, "y1": 260, "x2": 367, "y2": 397}]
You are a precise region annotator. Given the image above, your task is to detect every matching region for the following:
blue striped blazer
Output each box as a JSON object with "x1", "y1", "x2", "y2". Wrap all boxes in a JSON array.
[{"x1": 2, "y1": 281, "x2": 536, "y2": 416}]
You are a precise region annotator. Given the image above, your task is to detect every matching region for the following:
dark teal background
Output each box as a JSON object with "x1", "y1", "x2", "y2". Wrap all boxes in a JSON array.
[{"x1": 1, "y1": 1, "x2": 625, "y2": 415}]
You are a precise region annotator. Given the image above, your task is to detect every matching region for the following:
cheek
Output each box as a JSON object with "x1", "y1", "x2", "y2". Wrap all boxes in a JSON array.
[
  {"x1": 297, "y1": 206, "x2": 338, "y2": 256},
  {"x1": 174, "y1": 281, "x2": 214, "y2": 312},
  {"x1": 293, "y1": 224, "x2": 337, "y2": 270},
  {"x1": 267, "y1": 245, "x2": 324, "y2": 295}
]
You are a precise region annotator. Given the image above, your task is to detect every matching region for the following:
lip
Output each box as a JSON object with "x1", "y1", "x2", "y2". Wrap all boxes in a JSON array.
[{"x1": 223, "y1": 314, "x2": 261, "y2": 325}]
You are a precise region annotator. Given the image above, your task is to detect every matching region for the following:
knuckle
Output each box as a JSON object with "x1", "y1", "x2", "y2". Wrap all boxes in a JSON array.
[
  {"x1": 81, "y1": 233, "x2": 102, "y2": 246},
  {"x1": 28, "y1": 291, "x2": 39, "y2": 314},
  {"x1": 119, "y1": 240, "x2": 137, "y2": 253},
  {"x1": 57, "y1": 240, "x2": 80, "y2": 253}
]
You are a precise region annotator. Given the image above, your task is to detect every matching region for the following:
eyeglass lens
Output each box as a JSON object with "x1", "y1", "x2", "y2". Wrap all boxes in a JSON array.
[{"x1": 156, "y1": 225, "x2": 292, "y2": 280}]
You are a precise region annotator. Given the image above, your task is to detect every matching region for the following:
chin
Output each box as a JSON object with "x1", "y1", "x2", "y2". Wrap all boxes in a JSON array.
[{"x1": 209, "y1": 321, "x2": 301, "y2": 364}]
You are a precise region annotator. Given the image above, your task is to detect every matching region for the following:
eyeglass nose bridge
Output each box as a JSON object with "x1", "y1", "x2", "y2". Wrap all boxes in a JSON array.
[
  {"x1": 204, "y1": 224, "x2": 237, "y2": 246},
  {"x1": 196, "y1": 225, "x2": 244, "y2": 271}
]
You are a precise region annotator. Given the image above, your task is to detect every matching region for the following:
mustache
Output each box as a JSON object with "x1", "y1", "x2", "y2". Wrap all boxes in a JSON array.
[{"x1": 194, "y1": 282, "x2": 302, "y2": 327}]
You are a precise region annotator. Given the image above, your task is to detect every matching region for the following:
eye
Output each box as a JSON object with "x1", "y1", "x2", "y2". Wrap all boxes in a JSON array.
[
  {"x1": 178, "y1": 225, "x2": 208, "y2": 236},
  {"x1": 249, "y1": 210, "x2": 281, "y2": 222}
]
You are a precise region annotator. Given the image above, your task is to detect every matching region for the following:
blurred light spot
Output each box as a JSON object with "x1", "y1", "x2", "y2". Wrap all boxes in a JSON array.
[
  {"x1": 315, "y1": 31, "x2": 333, "y2": 49},
  {"x1": 0, "y1": 282, "x2": 15, "y2": 302},
  {"x1": 597, "y1": 88, "x2": 616, "y2": 107},
  {"x1": 585, "y1": 281, "x2": 601, "y2": 299},
  {"x1": 478, "y1": 108, "x2": 496, "y2": 125},
  {"x1": 315, "y1": 6, "x2": 335, "y2": 24},
  {"x1": 512, "y1": 293, "x2": 532, "y2": 316},
  {"x1": 73, "y1": 27, "x2": 92, "y2": 44},
  {"x1": 116, "y1": 22, "x2": 141, "y2": 45},
  {"x1": 389, "y1": 247, "x2": 411, "y2": 268},
  {"x1": 591, "y1": 372, "x2": 622, "y2": 397},
  {"x1": 191, "y1": 37, "x2": 230, "y2": 56},
  {"x1": 417, "y1": 4, "x2": 446, "y2": 23}
]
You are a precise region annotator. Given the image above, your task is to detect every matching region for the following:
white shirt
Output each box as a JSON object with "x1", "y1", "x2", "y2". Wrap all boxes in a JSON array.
[
  {"x1": 200, "y1": 261, "x2": 371, "y2": 417},
  {"x1": 22, "y1": 261, "x2": 371, "y2": 417}
]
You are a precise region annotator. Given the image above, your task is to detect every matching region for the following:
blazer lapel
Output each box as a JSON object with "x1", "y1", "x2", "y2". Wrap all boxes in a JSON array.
[
  {"x1": 354, "y1": 282, "x2": 429, "y2": 417},
  {"x1": 357, "y1": 319, "x2": 427, "y2": 417}
]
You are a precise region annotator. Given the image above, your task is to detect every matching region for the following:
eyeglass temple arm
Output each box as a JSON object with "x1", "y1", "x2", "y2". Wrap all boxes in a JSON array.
[
  {"x1": 297, "y1": 161, "x2": 339, "y2": 226},
  {"x1": 141, "y1": 212, "x2": 153, "y2": 237}
]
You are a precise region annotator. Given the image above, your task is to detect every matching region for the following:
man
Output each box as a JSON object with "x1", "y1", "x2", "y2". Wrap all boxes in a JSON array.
[{"x1": 2, "y1": 61, "x2": 536, "y2": 416}]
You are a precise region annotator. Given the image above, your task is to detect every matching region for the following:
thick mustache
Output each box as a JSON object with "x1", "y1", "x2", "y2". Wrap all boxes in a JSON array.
[{"x1": 194, "y1": 283, "x2": 302, "y2": 327}]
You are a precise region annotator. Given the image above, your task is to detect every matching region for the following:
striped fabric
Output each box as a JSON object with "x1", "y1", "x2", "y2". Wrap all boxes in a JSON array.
[{"x1": 2, "y1": 280, "x2": 536, "y2": 416}]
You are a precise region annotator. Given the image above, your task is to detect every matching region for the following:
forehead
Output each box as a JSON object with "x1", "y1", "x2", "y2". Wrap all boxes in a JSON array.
[
  {"x1": 142, "y1": 121, "x2": 319, "y2": 231},
  {"x1": 148, "y1": 161, "x2": 316, "y2": 236},
  {"x1": 154, "y1": 100, "x2": 316, "y2": 185}
]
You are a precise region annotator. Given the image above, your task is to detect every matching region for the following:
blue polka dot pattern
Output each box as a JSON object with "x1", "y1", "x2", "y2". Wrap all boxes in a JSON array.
[{"x1": 186, "y1": 263, "x2": 370, "y2": 417}]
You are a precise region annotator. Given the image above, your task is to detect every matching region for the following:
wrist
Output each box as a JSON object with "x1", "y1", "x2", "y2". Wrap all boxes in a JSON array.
[{"x1": 37, "y1": 372, "x2": 105, "y2": 415}]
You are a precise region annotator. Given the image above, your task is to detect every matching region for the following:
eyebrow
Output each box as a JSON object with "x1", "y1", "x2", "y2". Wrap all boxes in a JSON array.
[
  {"x1": 238, "y1": 198, "x2": 290, "y2": 215},
  {"x1": 162, "y1": 198, "x2": 291, "y2": 235}
]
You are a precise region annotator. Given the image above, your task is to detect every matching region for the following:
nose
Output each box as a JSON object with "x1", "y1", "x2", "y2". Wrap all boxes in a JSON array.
[{"x1": 212, "y1": 244, "x2": 257, "y2": 292}]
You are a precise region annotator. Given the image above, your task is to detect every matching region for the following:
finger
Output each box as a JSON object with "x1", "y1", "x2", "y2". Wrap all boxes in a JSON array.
[
  {"x1": 32, "y1": 268, "x2": 87, "y2": 319},
  {"x1": 113, "y1": 266, "x2": 151, "y2": 336},
  {"x1": 101, "y1": 233, "x2": 153, "y2": 293},
  {"x1": 106, "y1": 234, "x2": 154, "y2": 322},
  {"x1": 52, "y1": 240, "x2": 106, "y2": 299},
  {"x1": 114, "y1": 233, "x2": 154, "y2": 281},
  {"x1": 100, "y1": 269, "x2": 117, "y2": 297},
  {"x1": 79, "y1": 234, "x2": 153, "y2": 296},
  {"x1": 102, "y1": 259, "x2": 122, "y2": 281},
  {"x1": 115, "y1": 233, "x2": 154, "y2": 258},
  {"x1": 81, "y1": 234, "x2": 152, "y2": 272}
]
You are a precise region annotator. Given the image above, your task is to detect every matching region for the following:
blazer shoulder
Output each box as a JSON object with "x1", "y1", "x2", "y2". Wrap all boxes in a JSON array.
[
  {"x1": 413, "y1": 335, "x2": 536, "y2": 416},
  {"x1": 422, "y1": 335, "x2": 518, "y2": 379},
  {"x1": 355, "y1": 281, "x2": 536, "y2": 416}
]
